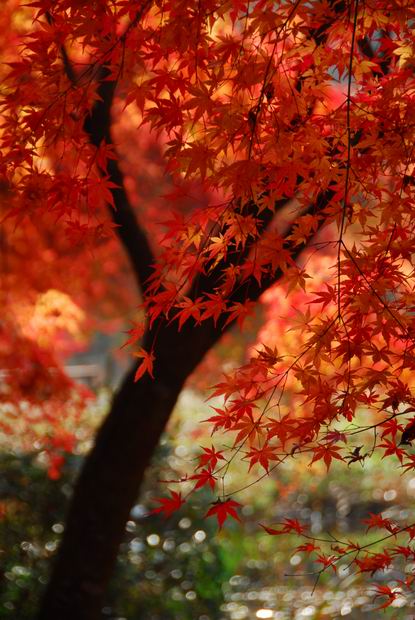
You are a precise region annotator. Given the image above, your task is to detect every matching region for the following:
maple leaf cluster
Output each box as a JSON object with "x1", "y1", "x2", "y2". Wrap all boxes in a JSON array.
[{"x1": 1, "y1": 0, "x2": 415, "y2": 598}]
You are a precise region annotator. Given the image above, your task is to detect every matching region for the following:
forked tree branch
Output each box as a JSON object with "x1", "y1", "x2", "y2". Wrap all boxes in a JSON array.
[{"x1": 51, "y1": 0, "x2": 347, "y2": 309}]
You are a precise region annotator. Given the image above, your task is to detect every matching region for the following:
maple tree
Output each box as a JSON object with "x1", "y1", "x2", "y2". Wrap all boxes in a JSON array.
[{"x1": 1, "y1": 0, "x2": 415, "y2": 618}]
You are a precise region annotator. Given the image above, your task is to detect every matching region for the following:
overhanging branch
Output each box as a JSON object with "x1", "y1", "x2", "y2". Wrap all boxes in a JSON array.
[
  {"x1": 230, "y1": 188, "x2": 334, "y2": 306},
  {"x1": 187, "y1": 196, "x2": 291, "y2": 301}
]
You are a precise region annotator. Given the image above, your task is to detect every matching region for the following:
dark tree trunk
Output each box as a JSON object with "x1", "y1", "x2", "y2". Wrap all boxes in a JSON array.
[
  {"x1": 37, "y1": 319, "x2": 225, "y2": 620},
  {"x1": 38, "y1": 10, "x2": 332, "y2": 614}
]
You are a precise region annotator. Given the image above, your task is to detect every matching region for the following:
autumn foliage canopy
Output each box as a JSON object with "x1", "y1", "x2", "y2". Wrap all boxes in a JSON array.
[{"x1": 2, "y1": 0, "x2": 415, "y2": 610}]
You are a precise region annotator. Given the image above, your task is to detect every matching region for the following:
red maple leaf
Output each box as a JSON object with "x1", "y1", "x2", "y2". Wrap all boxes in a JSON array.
[
  {"x1": 363, "y1": 512, "x2": 398, "y2": 534},
  {"x1": 373, "y1": 585, "x2": 397, "y2": 610},
  {"x1": 261, "y1": 518, "x2": 307, "y2": 536},
  {"x1": 296, "y1": 542, "x2": 320, "y2": 553},
  {"x1": 205, "y1": 499, "x2": 242, "y2": 528},
  {"x1": 315, "y1": 554, "x2": 337, "y2": 573},
  {"x1": 197, "y1": 445, "x2": 226, "y2": 469},
  {"x1": 310, "y1": 444, "x2": 344, "y2": 470},
  {"x1": 121, "y1": 322, "x2": 145, "y2": 349},
  {"x1": 133, "y1": 348, "x2": 155, "y2": 382},
  {"x1": 356, "y1": 552, "x2": 392, "y2": 575},
  {"x1": 245, "y1": 443, "x2": 280, "y2": 472},
  {"x1": 190, "y1": 468, "x2": 217, "y2": 491},
  {"x1": 149, "y1": 490, "x2": 184, "y2": 518},
  {"x1": 378, "y1": 438, "x2": 405, "y2": 462}
]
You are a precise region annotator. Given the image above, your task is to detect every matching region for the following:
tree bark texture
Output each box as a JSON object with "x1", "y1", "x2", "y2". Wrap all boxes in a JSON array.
[{"x1": 37, "y1": 317, "x2": 227, "y2": 620}]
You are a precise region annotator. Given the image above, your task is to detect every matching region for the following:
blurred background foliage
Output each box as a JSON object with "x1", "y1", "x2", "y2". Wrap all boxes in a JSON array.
[{"x1": 2, "y1": 389, "x2": 415, "y2": 619}]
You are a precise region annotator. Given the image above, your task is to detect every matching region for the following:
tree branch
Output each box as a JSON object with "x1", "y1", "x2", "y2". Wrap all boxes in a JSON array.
[
  {"x1": 83, "y1": 74, "x2": 156, "y2": 294},
  {"x1": 230, "y1": 188, "x2": 334, "y2": 306},
  {"x1": 48, "y1": 9, "x2": 156, "y2": 296},
  {"x1": 187, "y1": 196, "x2": 290, "y2": 301}
]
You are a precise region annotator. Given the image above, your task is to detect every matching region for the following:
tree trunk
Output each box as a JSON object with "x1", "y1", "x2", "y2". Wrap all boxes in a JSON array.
[{"x1": 37, "y1": 319, "x2": 225, "y2": 620}]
